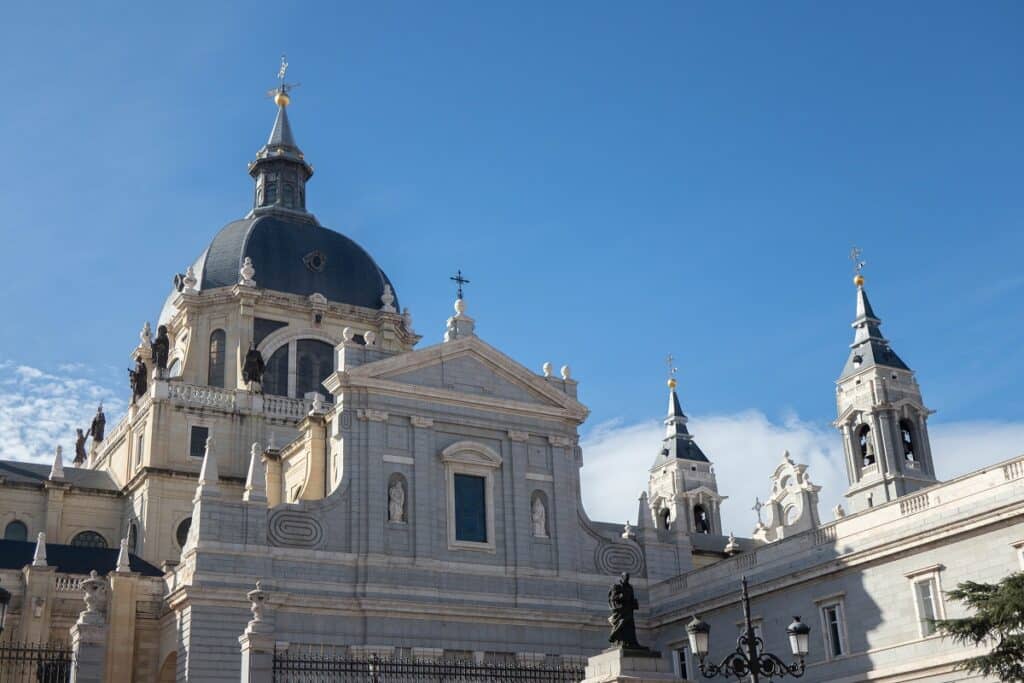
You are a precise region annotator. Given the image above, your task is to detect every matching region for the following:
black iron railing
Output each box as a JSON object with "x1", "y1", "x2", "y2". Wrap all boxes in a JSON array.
[
  {"x1": 0, "y1": 641, "x2": 71, "y2": 683},
  {"x1": 273, "y1": 651, "x2": 585, "y2": 682}
]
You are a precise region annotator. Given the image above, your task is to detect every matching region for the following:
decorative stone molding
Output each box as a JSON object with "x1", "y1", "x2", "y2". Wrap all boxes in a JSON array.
[
  {"x1": 410, "y1": 416, "x2": 434, "y2": 429},
  {"x1": 267, "y1": 510, "x2": 324, "y2": 548},
  {"x1": 594, "y1": 541, "x2": 644, "y2": 576},
  {"x1": 357, "y1": 409, "x2": 389, "y2": 422},
  {"x1": 508, "y1": 430, "x2": 529, "y2": 442},
  {"x1": 548, "y1": 435, "x2": 573, "y2": 448}
]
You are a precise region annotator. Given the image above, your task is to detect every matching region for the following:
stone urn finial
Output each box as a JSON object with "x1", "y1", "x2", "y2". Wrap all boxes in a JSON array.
[
  {"x1": 239, "y1": 257, "x2": 256, "y2": 287},
  {"x1": 245, "y1": 581, "x2": 272, "y2": 634},
  {"x1": 542, "y1": 362, "x2": 552, "y2": 378},
  {"x1": 380, "y1": 284, "x2": 396, "y2": 313},
  {"x1": 182, "y1": 265, "x2": 198, "y2": 293}
]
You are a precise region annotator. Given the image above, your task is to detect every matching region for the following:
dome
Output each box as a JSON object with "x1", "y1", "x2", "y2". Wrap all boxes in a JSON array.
[
  {"x1": 160, "y1": 214, "x2": 397, "y2": 324},
  {"x1": 160, "y1": 83, "x2": 398, "y2": 324}
]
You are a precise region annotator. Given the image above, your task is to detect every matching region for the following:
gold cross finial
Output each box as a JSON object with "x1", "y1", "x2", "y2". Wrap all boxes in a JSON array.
[{"x1": 850, "y1": 247, "x2": 866, "y2": 286}]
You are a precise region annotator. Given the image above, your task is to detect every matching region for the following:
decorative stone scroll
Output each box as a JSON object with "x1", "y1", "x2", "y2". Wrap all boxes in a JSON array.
[
  {"x1": 594, "y1": 541, "x2": 644, "y2": 576},
  {"x1": 268, "y1": 510, "x2": 324, "y2": 548}
]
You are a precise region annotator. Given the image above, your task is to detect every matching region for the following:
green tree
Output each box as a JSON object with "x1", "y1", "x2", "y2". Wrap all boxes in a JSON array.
[{"x1": 935, "y1": 572, "x2": 1024, "y2": 681}]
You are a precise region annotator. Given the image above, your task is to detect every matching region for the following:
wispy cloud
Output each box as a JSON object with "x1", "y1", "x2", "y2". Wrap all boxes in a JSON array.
[
  {"x1": 0, "y1": 360, "x2": 124, "y2": 463},
  {"x1": 580, "y1": 411, "x2": 1024, "y2": 536}
]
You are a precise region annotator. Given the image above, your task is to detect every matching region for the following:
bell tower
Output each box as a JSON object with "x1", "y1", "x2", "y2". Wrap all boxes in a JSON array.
[
  {"x1": 835, "y1": 260, "x2": 937, "y2": 513},
  {"x1": 647, "y1": 360, "x2": 726, "y2": 536}
]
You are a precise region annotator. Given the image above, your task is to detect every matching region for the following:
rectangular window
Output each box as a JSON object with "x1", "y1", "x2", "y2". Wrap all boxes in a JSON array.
[
  {"x1": 915, "y1": 579, "x2": 938, "y2": 636},
  {"x1": 189, "y1": 426, "x2": 209, "y2": 459},
  {"x1": 454, "y1": 473, "x2": 487, "y2": 543},
  {"x1": 135, "y1": 433, "x2": 144, "y2": 469},
  {"x1": 673, "y1": 646, "x2": 691, "y2": 679},
  {"x1": 821, "y1": 603, "x2": 845, "y2": 658}
]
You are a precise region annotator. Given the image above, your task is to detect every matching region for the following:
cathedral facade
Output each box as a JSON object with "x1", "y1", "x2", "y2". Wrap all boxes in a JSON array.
[{"x1": 0, "y1": 87, "x2": 1019, "y2": 683}]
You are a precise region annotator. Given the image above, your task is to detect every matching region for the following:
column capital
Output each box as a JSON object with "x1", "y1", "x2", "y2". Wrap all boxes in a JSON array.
[
  {"x1": 410, "y1": 416, "x2": 434, "y2": 429},
  {"x1": 508, "y1": 430, "x2": 529, "y2": 442}
]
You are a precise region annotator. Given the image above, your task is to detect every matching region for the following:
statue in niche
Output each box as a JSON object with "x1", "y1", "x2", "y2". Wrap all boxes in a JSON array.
[
  {"x1": 151, "y1": 325, "x2": 170, "y2": 372},
  {"x1": 607, "y1": 573, "x2": 644, "y2": 650},
  {"x1": 73, "y1": 428, "x2": 87, "y2": 464},
  {"x1": 88, "y1": 405, "x2": 106, "y2": 442},
  {"x1": 242, "y1": 343, "x2": 266, "y2": 386},
  {"x1": 388, "y1": 479, "x2": 406, "y2": 523},
  {"x1": 531, "y1": 496, "x2": 548, "y2": 538},
  {"x1": 694, "y1": 506, "x2": 711, "y2": 534},
  {"x1": 128, "y1": 357, "x2": 148, "y2": 402}
]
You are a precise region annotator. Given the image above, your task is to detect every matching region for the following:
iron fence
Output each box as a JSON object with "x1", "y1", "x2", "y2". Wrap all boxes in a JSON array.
[
  {"x1": 0, "y1": 641, "x2": 71, "y2": 683},
  {"x1": 273, "y1": 650, "x2": 585, "y2": 683}
]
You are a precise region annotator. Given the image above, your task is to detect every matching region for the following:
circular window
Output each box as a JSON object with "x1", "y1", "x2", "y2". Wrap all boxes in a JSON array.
[
  {"x1": 70, "y1": 531, "x2": 108, "y2": 548},
  {"x1": 176, "y1": 518, "x2": 192, "y2": 548}
]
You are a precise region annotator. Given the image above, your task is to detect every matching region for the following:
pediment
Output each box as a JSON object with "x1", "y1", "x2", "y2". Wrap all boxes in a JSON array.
[{"x1": 345, "y1": 337, "x2": 588, "y2": 419}]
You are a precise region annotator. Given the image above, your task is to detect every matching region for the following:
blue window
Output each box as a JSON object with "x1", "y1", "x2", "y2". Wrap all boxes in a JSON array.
[
  {"x1": 264, "y1": 346, "x2": 289, "y2": 397},
  {"x1": 454, "y1": 474, "x2": 487, "y2": 543}
]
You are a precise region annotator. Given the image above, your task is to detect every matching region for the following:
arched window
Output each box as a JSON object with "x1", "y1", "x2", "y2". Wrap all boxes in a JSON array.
[
  {"x1": 693, "y1": 505, "x2": 711, "y2": 534},
  {"x1": 71, "y1": 531, "x2": 108, "y2": 548},
  {"x1": 857, "y1": 425, "x2": 875, "y2": 466},
  {"x1": 282, "y1": 183, "x2": 295, "y2": 208},
  {"x1": 784, "y1": 505, "x2": 798, "y2": 526},
  {"x1": 263, "y1": 345, "x2": 289, "y2": 397},
  {"x1": 175, "y1": 518, "x2": 192, "y2": 549},
  {"x1": 900, "y1": 419, "x2": 916, "y2": 462},
  {"x1": 208, "y1": 329, "x2": 226, "y2": 387},
  {"x1": 296, "y1": 339, "x2": 334, "y2": 398},
  {"x1": 659, "y1": 508, "x2": 671, "y2": 530},
  {"x1": 264, "y1": 179, "x2": 277, "y2": 205},
  {"x1": 4, "y1": 520, "x2": 28, "y2": 541},
  {"x1": 127, "y1": 522, "x2": 138, "y2": 554}
]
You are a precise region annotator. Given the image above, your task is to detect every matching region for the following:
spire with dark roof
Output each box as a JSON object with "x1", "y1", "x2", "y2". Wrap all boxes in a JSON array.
[
  {"x1": 651, "y1": 379, "x2": 709, "y2": 469},
  {"x1": 248, "y1": 59, "x2": 314, "y2": 218},
  {"x1": 840, "y1": 277, "x2": 909, "y2": 379}
]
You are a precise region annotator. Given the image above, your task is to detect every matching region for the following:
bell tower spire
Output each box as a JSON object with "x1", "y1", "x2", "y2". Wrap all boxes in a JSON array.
[
  {"x1": 248, "y1": 55, "x2": 314, "y2": 219},
  {"x1": 835, "y1": 251, "x2": 937, "y2": 512}
]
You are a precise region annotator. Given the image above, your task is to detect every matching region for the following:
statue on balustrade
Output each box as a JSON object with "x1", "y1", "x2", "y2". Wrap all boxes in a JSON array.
[
  {"x1": 128, "y1": 357, "x2": 148, "y2": 402},
  {"x1": 88, "y1": 404, "x2": 106, "y2": 442},
  {"x1": 151, "y1": 325, "x2": 170, "y2": 372},
  {"x1": 74, "y1": 428, "x2": 88, "y2": 464},
  {"x1": 242, "y1": 343, "x2": 266, "y2": 387}
]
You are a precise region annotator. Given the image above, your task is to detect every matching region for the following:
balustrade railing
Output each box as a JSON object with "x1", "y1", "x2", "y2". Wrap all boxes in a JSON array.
[{"x1": 166, "y1": 383, "x2": 237, "y2": 410}]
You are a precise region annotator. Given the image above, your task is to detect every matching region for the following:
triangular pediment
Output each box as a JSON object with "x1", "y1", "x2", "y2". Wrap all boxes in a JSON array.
[{"x1": 344, "y1": 337, "x2": 588, "y2": 419}]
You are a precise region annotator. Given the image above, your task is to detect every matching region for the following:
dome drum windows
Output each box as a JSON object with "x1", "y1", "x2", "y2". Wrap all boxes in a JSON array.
[
  {"x1": 208, "y1": 329, "x2": 226, "y2": 388},
  {"x1": 70, "y1": 531, "x2": 108, "y2": 548},
  {"x1": 261, "y1": 337, "x2": 335, "y2": 399}
]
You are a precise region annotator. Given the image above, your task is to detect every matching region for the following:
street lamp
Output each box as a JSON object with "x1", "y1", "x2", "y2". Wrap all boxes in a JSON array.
[
  {"x1": 686, "y1": 577, "x2": 809, "y2": 682},
  {"x1": 0, "y1": 584, "x2": 11, "y2": 636}
]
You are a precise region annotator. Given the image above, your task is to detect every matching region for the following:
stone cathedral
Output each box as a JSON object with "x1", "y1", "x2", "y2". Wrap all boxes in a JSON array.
[{"x1": 0, "y1": 81, "x2": 1021, "y2": 683}]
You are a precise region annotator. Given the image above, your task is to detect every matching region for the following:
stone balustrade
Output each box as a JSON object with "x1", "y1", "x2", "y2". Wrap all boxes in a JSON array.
[{"x1": 167, "y1": 383, "x2": 237, "y2": 410}]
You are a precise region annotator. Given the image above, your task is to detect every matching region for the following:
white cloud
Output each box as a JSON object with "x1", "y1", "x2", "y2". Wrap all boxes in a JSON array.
[
  {"x1": 580, "y1": 411, "x2": 1024, "y2": 536},
  {"x1": 0, "y1": 361, "x2": 124, "y2": 463}
]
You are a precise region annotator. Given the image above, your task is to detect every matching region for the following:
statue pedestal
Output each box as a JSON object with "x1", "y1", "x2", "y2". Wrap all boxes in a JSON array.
[{"x1": 581, "y1": 647, "x2": 688, "y2": 683}]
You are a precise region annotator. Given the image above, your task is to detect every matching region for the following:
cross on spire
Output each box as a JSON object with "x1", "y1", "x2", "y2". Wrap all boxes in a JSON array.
[
  {"x1": 450, "y1": 269, "x2": 470, "y2": 300},
  {"x1": 850, "y1": 246, "x2": 866, "y2": 276},
  {"x1": 667, "y1": 353, "x2": 678, "y2": 380},
  {"x1": 268, "y1": 54, "x2": 301, "y2": 103}
]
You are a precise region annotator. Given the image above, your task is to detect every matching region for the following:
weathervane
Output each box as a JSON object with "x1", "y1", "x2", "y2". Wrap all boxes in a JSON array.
[
  {"x1": 850, "y1": 246, "x2": 866, "y2": 286},
  {"x1": 667, "y1": 353, "x2": 678, "y2": 389},
  {"x1": 450, "y1": 269, "x2": 470, "y2": 300},
  {"x1": 269, "y1": 54, "x2": 300, "y2": 104}
]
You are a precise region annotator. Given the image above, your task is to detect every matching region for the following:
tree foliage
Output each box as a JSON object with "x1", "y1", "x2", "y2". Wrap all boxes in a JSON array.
[{"x1": 935, "y1": 571, "x2": 1024, "y2": 681}]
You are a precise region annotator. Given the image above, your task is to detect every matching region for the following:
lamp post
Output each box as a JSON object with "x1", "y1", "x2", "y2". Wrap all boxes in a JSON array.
[
  {"x1": 0, "y1": 583, "x2": 11, "y2": 636},
  {"x1": 686, "y1": 577, "x2": 810, "y2": 682}
]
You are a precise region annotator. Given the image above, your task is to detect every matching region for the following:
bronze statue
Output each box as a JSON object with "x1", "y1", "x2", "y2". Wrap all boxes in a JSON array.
[
  {"x1": 74, "y1": 428, "x2": 87, "y2": 464},
  {"x1": 608, "y1": 572, "x2": 643, "y2": 649},
  {"x1": 151, "y1": 325, "x2": 170, "y2": 371},
  {"x1": 242, "y1": 343, "x2": 266, "y2": 385},
  {"x1": 128, "y1": 357, "x2": 148, "y2": 402},
  {"x1": 88, "y1": 405, "x2": 106, "y2": 442}
]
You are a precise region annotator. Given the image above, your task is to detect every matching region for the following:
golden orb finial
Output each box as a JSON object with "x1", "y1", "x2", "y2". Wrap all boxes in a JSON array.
[
  {"x1": 274, "y1": 91, "x2": 290, "y2": 107},
  {"x1": 853, "y1": 273, "x2": 865, "y2": 287},
  {"x1": 667, "y1": 377, "x2": 678, "y2": 389}
]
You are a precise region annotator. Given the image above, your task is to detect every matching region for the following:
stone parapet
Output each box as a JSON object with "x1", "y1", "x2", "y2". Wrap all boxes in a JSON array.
[{"x1": 582, "y1": 648, "x2": 687, "y2": 683}]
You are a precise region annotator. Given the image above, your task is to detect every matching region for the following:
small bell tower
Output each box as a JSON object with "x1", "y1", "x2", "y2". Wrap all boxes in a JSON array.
[
  {"x1": 835, "y1": 253, "x2": 937, "y2": 513},
  {"x1": 647, "y1": 358, "x2": 726, "y2": 535}
]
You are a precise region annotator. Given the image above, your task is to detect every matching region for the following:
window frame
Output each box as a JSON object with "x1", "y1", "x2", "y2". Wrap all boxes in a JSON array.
[
  {"x1": 4, "y1": 519, "x2": 28, "y2": 542},
  {"x1": 814, "y1": 594, "x2": 848, "y2": 660},
  {"x1": 207, "y1": 329, "x2": 227, "y2": 388},
  {"x1": 441, "y1": 441, "x2": 502, "y2": 553},
  {"x1": 671, "y1": 642, "x2": 692, "y2": 679},
  {"x1": 188, "y1": 423, "x2": 211, "y2": 460},
  {"x1": 905, "y1": 564, "x2": 946, "y2": 638}
]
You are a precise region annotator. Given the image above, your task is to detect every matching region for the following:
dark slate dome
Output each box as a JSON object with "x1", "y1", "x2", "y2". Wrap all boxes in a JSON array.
[
  {"x1": 160, "y1": 85, "x2": 398, "y2": 322},
  {"x1": 199, "y1": 213, "x2": 397, "y2": 309}
]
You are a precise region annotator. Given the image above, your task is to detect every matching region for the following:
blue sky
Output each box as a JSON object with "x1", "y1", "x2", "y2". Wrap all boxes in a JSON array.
[{"x1": 1, "y1": 2, "x2": 1022, "y2": 527}]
